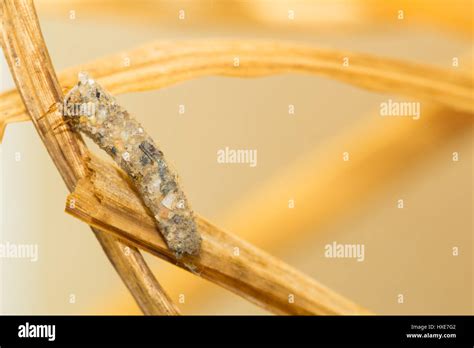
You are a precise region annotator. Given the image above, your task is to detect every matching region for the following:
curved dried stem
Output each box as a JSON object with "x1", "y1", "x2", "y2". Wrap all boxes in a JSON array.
[{"x1": 1, "y1": 39, "x2": 472, "y2": 141}]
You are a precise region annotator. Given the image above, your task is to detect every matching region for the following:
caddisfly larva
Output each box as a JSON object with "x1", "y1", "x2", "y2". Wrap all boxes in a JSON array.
[{"x1": 62, "y1": 72, "x2": 201, "y2": 256}]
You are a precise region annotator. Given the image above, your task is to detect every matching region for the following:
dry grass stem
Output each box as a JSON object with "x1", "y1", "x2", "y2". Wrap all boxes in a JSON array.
[
  {"x1": 1, "y1": 39, "x2": 472, "y2": 141},
  {"x1": 0, "y1": 0, "x2": 179, "y2": 315},
  {"x1": 66, "y1": 153, "x2": 372, "y2": 315}
]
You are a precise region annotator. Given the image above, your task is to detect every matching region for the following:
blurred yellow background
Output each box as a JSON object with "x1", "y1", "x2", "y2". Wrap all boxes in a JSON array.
[{"x1": 0, "y1": 0, "x2": 472, "y2": 315}]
